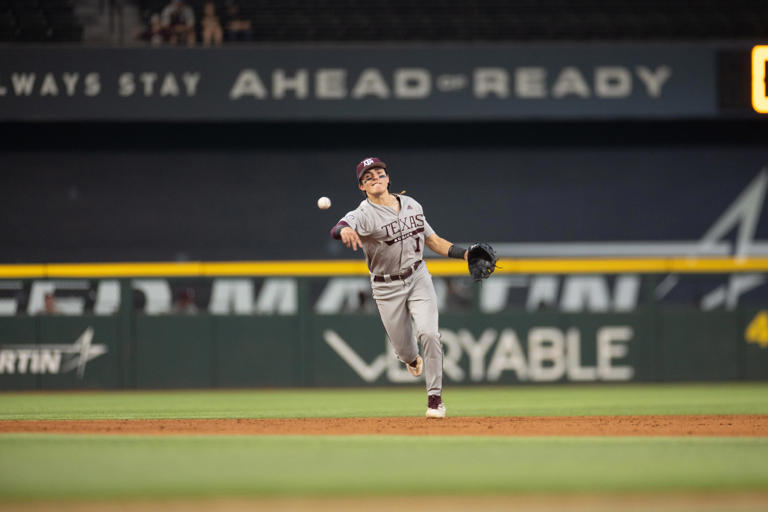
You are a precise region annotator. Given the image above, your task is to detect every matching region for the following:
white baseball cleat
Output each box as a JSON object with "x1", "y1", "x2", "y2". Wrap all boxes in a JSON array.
[
  {"x1": 406, "y1": 355, "x2": 423, "y2": 377},
  {"x1": 426, "y1": 395, "x2": 446, "y2": 419}
]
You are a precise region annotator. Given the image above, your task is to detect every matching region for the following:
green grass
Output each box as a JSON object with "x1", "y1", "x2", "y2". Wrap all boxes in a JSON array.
[
  {"x1": 1, "y1": 383, "x2": 767, "y2": 420},
  {"x1": 0, "y1": 435, "x2": 766, "y2": 500},
  {"x1": 1, "y1": 384, "x2": 766, "y2": 502}
]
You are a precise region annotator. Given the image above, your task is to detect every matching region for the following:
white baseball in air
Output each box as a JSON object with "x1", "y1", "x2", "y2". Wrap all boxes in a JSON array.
[{"x1": 317, "y1": 196, "x2": 332, "y2": 210}]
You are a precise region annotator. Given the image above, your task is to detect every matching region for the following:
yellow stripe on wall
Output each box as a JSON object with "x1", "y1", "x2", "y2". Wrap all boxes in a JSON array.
[{"x1": 1, "y1": 257, "x2": 768, "y2": 278}]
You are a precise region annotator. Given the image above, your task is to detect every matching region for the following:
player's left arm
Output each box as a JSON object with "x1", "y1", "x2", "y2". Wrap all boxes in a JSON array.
[{"x1": 425, "y1": 234, "x2": 468, "y2": 260}]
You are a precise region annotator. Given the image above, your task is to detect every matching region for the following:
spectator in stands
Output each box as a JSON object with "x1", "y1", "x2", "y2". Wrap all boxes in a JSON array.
[
  {"x1": 200, "y1": 1, "x2": 223, "y2": 46},
  {"x1": 136, "y1": 13, "x2": 168, "y2": 46},
  {"x1": 222, "y1": 1, "x2": 252, "y2": 42},
  {"x1": 43, "y1": 292, "x2": 58, "y2": 315},
  {"x1": 172, "y1": 287, "x2": 199, "y2": 315},
  {"x1": 161, "y1": 0, "x2": 196, "y2": 46}
]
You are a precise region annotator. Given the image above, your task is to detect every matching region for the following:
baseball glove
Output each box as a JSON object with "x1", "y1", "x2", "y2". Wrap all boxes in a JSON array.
[{"x1": 467, "y1": 242, "x2": 498, "y2": 281}]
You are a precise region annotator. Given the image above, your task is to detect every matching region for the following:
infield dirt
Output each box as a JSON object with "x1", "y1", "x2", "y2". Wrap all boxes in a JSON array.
[{"x1": 1, "y1": 415, "x2": 766, "y2": 436}]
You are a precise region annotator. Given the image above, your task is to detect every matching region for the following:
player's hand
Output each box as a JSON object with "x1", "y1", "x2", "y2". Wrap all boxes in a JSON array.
[{"x1": 340, "y1": 227, "x2": 362, "y2": 251}]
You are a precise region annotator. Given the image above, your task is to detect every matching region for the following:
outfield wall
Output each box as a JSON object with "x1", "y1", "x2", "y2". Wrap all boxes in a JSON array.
[{"x1": 1, "y1": 271, "x2": 766, "y2": 390}]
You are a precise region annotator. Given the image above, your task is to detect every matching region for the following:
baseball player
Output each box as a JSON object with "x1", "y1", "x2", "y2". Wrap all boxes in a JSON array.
[{"x1": 329, "y1": 157, "x2": 468, "y2": 419}]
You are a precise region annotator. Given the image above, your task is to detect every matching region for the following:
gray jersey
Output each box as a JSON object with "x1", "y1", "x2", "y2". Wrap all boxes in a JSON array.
[{"x1": 340, "y1": 194, "x2": 435, "y2": 276}]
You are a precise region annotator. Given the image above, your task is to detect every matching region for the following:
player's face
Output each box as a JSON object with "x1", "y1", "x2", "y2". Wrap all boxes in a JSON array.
[{"x1": 359, "y1": 168, "x2": 389, "y2": 195}]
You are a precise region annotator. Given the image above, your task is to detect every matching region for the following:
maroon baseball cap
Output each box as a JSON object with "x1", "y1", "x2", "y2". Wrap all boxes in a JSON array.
[{"x1": 356, "y1": 157, "x2": 387, "y2": 181}]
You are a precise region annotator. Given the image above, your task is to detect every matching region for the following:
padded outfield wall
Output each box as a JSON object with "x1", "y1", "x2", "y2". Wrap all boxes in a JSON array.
[
  {"x1": 0, "y1": 271, "x2": 767, "y2": 390},
  {"x1": 0, "y1": 42, "x2": 767, "y2": 389}
]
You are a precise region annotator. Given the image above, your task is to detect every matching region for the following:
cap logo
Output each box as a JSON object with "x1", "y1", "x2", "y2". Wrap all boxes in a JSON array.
[{"x1": 362, "y1": 158, "x2": 375, "y2": 167}]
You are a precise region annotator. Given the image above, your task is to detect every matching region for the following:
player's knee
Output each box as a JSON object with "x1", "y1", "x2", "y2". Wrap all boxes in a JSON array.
[
  {"x1": 396, "y1": 347, "x2": 419, "y2": 365},
  {"x1": 418, "y1": 331, "x2": 441, "y2": 350}
]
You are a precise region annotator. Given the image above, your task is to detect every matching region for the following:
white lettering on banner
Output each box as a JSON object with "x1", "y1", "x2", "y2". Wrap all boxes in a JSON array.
[
  {"x1": 528, "y1": 327, "x2": 566, "y2": 381},
  {"x1": 473, "y1": 68, "x2": 508, "y2": 98},
  {"x1": 272, "y1": 69, "x2": 309, "y2": 99},
  {"x1": 394, "y1": 68, "x2": 431, "y2": 99},
  {"x1": 11, "y1": 73, "x2": 36, "y2": 95},
  {"x1": 0, "y1": 351, "x2": 15, "y2": 373},
  {"x1": 8, "y1": 349, "x2": 63, "y2": 374},
  {"x1": 28, "y1": 280, "x2": 89, "y2": 315},
  {"x1": 454, "y1": 328, "x2": 495, "y2": 381},
  {"x1": 140, "y1": 72, "x2": 157, "y2": 96},
  {"x1": 566, "y1": 328, "x2": 597, "y2": 380},
  {"x1": 315, "y1": 69, "x2": 347, "y2": 99},
  {"x1": 159, "y1": 73, "x2": 180, "y2": 96},
  {"x1": 229, "y1": 69, "x2": 268, "y2": 99},
  {"x1": 132, "y1": 279, "x2": 172, "y2": 314},
  {"x1": 472, "y1": 65, "x2": 670, "y2": 99},
  {"x1": 118, "y1": 72, "x2": 135, "y2": 97},
  {"x1": 254, "y1": 279, "x2": 298, "y2": 315},
  {"x1": 85, "y1": 72, "x2": 101, "y2": 96},
  {"x1": 635, "y1": 66, "x2": 672, "y2": 97},
  {"x1": 439, "y1": 331, "x2": 466, "y2": 381},
  {"x1": 351, "y1": 68, "x2": 390, "y2": 98},
  {"x1": 515, "y1": 67, "x2": 547, "y2": 98},
  {"x1": 324, "y1": 326, "x2": 635, "y2": 384},
  {"x1": 16, "y1": 350, "x2": 32, "y2": 373},
  {"x1": 40, "y1": 73, "x2": 59, "y2": 96},
  {"x1": 561, "y1": 276, "x2": 610, "y2": 311},
  {"x1": 323, "y1": 329, "x2": 388, "y2": 382},
  {"x1": 322, "y1": 330, "x2": 462, "y2": 383},
  {"x1": 207, "y1": 278, "x2": 298, "y2": 315},
  {"x1": 315, "y1": 68, "x2": 347, "y2": 100},
  {"x1": 485, "y1": 329, "x2": 528, "y2": 380},
  {"x1": 182, "y1": 73, "x2": 200, "y2": 96},
  {"x1": 525, "y1": 275, "x2": 559, "y2": 311},
  {"x1": 93, "y1": 280, "x2": 120, "y2": 315},
  {"x1": 209, "y1": 279, "x2": 253, "y2": 314},
  {"x1": 0, "y1": 65, "x2": 671, "y2": 101},
  {"x1": 595, "y1": 67, "x2": 632, "y2": 97},
  {"x1": 0, "y1": 328, "x2": 106, "y2": 378},
  {"x1": 117, "y1": 72, "x2": 199, "y2": 97},
  {"x1": 479, "y1": 274, "x2": 640, "y2": 313},
  {"x1": 478, "y1": 276, "x2": 529, "y2": 312},
  {"x1": 614, "y1": 275, "x2": 640, "y2": 311},
  {"x1": 62, "y1": 72, "x2": 79, "y2": 96},
  {"x1": 597, "y1": 326, "x2": 634, "y2": 379},
  {"x1": 552, "y1": 67, "x2": 591, "y2": 98},
  {"x1": 435, "y1": 74, "x2": 467, "y2": 92},
  {"x1": 2, "y1": 72, "x2": 101, "y2": 97},
  {"x1": 315, "y1": 278, "x2": 370, "y2": 314}
]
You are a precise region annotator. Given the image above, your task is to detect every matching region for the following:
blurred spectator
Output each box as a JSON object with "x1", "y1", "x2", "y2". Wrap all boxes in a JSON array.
[
  {"x1": 200, "y1": 1, "x2": 223, "y2": 46},
  {"x1": 443, "y1": 278, "x2": 473, "y2": 312},
  {"x1": 173, "y1": 287, "x2": 199, "y2": 314},
  {"x1": 222, "y1": 1, "x2": 252, "y2": 42},
  {"x1": 161, "y1": 0, "x2": 196, "y2": 46},
  {"x1": 136, "y1": 13, "x2": 169, "y2": 46},
  {"x1": 43, "y1": 292, "x2": 58, "y2": 315},
  {"x1": 356, "y1": 289, "x2": 377, "y2": 313}
]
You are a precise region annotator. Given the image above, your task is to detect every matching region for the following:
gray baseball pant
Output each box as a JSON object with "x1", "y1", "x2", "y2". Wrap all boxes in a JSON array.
[{"x1": 372, "y1": 265, "x2": 443, "y2": 396}]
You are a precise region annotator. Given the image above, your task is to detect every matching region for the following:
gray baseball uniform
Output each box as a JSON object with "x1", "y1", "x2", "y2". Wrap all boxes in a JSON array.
[{"x1": 337, "y1": 194, "x2": 443, "y2": 397}]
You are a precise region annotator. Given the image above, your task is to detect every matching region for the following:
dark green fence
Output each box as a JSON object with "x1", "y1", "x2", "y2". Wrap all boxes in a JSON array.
[{"x1": 0, "y1": 277, "x2": 766, "y2": 390}]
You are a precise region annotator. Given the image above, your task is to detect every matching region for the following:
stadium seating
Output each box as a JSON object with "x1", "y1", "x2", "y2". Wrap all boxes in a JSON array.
[
  {"x1": 133, "y1": 0, "x2": 766, "y2": 42},
  {"x1": 0, "y1": 0, "x2": 82, "y2": 42},
  {"x1": 2, "y1": 0, "x2": 767, "y2": 43}
]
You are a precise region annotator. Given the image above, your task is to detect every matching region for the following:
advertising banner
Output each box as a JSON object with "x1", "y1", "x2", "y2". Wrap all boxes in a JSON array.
[
  {"x1": 1, "y1": 276, "x2": 766, "y2": 389},
  {"x1": 0, "y1": 44, "x2": 718, "y2": 121}
]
